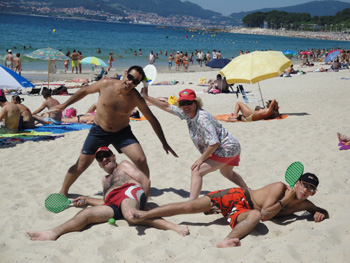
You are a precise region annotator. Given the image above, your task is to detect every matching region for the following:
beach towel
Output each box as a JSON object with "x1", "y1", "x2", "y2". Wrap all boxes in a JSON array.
[
  {"x1": 215, "y1": 114, "x2": 289, "y2": 122},
  {"x1": 338, "y1": 140, "x2": 350, "y2": 150},
  {"x1": 129, "y1": 116, "x2": 147, "y2": 121},
  {"x1": 26, "y1": 123, "x2": 91, "y2": 134},
  {"x1": 0, "y1": 131, "x2": 64, "y2": 146}
]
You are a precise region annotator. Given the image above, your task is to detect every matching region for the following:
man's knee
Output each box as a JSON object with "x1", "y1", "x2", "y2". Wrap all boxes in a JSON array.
[{"x1": 248, "y1": 210, "x2": 261, "y2": 223}]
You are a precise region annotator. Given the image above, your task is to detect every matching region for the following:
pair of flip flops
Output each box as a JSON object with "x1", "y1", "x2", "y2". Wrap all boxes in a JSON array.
[{"x1": 338, "y1": 140, "x2": 350, "y2": 150}]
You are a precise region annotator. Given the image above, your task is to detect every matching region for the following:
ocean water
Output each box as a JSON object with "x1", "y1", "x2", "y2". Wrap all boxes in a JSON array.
[{"x1": 0, "y1": 13, "x2": 349, "y2": 74}]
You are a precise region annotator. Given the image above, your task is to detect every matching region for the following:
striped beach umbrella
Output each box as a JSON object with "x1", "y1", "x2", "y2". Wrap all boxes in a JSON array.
[{"x1": 26, "y1": 48, "x2": 68, "y2": 88}]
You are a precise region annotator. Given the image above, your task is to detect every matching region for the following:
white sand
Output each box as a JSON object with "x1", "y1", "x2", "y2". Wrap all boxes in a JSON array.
[{"x1": 1, "y1": 63, "x2": 350, "y2": 262}]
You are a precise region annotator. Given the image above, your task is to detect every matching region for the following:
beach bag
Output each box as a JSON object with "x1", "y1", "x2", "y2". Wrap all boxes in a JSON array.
[
  {"x1": 62, "y1": 108, "x2": 77, "y2": 118},
  {"x1": 209, "y1": 88, "x2": 220, "y2": 94}
]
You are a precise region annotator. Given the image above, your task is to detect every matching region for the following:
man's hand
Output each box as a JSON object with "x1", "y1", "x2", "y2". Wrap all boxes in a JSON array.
[
  {"x1": 73, "y1": 196, "x2": 88, "y2": 207},
  {"x1": 163, "y1": 143, "x2": 178, "y2": 158},
  {"x1": 313, "y1": 211, "x2": 326, "y2": 222},
  {"x1": 282, "y1": 187, "x2": 296, "y2": 205}
]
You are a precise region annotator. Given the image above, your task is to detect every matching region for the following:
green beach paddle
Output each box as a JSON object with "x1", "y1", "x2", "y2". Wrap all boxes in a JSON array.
[
  {"x1": 285, "y1": 161, "x2": 304, "y2": 187},
  {"x1": 45, "y1": 193, "x2": 73, "y2": 213}
]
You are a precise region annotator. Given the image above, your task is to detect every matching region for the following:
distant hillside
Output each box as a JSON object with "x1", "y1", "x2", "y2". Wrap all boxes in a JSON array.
[
  {"x1": 31, "y1": 0, "x2": 221, "y2": 19},
  {"x1": 106, "y1": 0, "x2": 221, "y2": 19},
  {"x1": 230, "y1": 1, "x2": 350, "y2": 19}
]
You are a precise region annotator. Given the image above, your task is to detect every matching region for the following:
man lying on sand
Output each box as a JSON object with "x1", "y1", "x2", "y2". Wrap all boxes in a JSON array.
[
  {"x1": 130, "y1": 173, "x2": 328, "y2": 248},
  {"x1": 27, "y1": 147, "x2": 189, "y2": 241},
  {"x1": 228, "y1": 99, "x2": 280, "y2": 122},
  {"x1": 54, "y1": 65, "x2": 177, "y2": 196}
]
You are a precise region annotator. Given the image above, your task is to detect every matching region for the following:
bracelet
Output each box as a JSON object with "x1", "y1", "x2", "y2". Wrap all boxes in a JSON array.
[{"x1": 278, "y1": 200, "x2": 285, "y2": 210}]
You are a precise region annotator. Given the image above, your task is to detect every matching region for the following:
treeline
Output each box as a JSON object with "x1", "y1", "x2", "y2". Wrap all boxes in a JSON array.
[{"x1": 242, "y1": 9, "x2": 350, "y2": 31}]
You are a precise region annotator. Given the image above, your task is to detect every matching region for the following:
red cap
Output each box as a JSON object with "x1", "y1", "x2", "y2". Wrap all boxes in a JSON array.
[
  {"x1": 95, "y1": 147, "x2": 112, "y2": 156},
  {"x1": 178, "y1": 89, "x2": 196, "y2": 102}
]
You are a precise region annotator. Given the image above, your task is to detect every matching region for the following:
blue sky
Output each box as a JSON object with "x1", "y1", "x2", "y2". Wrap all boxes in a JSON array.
[{"x1": 183, "y1": 0, "x2": 350, "y2": 15}]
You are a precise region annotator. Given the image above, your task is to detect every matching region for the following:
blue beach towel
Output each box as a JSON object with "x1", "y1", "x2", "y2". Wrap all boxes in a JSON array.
[{"x1": 26, "y1": 123, "x2": 91, "y2": 134}]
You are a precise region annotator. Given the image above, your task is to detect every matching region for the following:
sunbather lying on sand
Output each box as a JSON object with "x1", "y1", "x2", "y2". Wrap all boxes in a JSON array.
[
  {"x1": 228, "y1": 99, "x2": 280, "y2": 122},
  {"x1": 337, "y1": 132, "x2": 350, "y2": 143}
]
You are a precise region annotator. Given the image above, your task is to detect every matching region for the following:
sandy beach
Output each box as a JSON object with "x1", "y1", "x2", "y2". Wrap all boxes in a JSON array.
[{"x1": 1, "y1": 62, "x2": 350, "y2": 262}]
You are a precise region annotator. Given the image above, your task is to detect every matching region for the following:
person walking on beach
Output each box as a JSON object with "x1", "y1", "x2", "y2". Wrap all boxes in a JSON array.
[
  {"x1": 141, "y1": 88, "x2": 247, "y2": 200},
  {"x1": 168, "y1": 54, "x2": 174, "y2": 70},
  {"x1": 71, "y1": 50, "x2": 78, "y2": 74},
  {"x1": 174, "y1": 51, "x2": 181, "y2": 71},
  {"x1": 130, "y1": 173, "x2": 328, "y2": 248},
  {"x1": 78, "y1": 51, "x2": 82, "y2": 74},
  {"x1": 27, "y1": 147, "x2": 189, "y2": 241},
  {"x1": 148, "y1": 51, "x2": 155, "y2": 64},
  {"x1": 4, "y1": 50, "x2": 14, "y2": 70},
  {"x1": 13, "y1": 53, "x2": 22, "y2": 75},
  {"x1": 54, "y1": 66, "x2": 177, "y2": 196},
  {"x1": 108, "y1": 52, "x2": 114, "y2": 72},
  {"x1": 197, "y1": 50, "x2": 204, "y2": 67}
]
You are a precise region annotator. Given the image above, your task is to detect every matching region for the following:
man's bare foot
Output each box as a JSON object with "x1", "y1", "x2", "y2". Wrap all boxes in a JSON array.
[
  {"x1": 176, "y1": 225, "x2": 190, "y2": 236},
  {"x1": 337, "y1": 132, "x2": 350, "y2": 142},
  {"x1": 216, "y1": 238, "x2": 241, "y2": 248},
  {"x1": 26, "y1": 230, "x2": 58, "y2": 241}
]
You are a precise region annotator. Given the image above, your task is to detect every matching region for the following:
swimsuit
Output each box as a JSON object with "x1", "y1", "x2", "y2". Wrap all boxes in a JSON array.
[
  {"x1": 243, "y1": 111, "x2": 254, "y2": 122},
  {"x1": 209, "y1": 153, "x2": 240, "y2": 166},
  {"x1": 205, "y1": 187, "x2": 253, "y2": 229},
  {"x1": 43, "y1": 118, "x2": 61, "y2": 125},
  {"x1": 6, "y1": 61, "x2": 13, "y2": 69},
  {"x1": 82, "y1": 123, "x2": 139, "y2": 155},
  {"x1": 104, "y1": 183, "x2": 146, "y2": 220},
  {"x1": 71, "y1": 60, "x2": 78, "y2": 67},
  {"x1": 0, "y1": 125, "x2": 17, "y2": 134}
]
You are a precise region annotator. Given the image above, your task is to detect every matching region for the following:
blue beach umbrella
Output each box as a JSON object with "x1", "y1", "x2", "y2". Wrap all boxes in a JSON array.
[
  {"x1": 0, "y1": 65, "x2": 35, "y2": 90},
  {"x1": 325, "y1": 50, "x2": 341, "y2": 63},
  {"x1": 206, "y1": 58, "x2": 231, "y2": 69},
  {"x1": 283, "y1": 50, "x2": 298, "y2": 57}
]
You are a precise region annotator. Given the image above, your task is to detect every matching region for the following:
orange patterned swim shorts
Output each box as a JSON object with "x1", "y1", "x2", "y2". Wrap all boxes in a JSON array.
[{"x1": 205, "y1": 187, "x2": 254, "y2": 229}]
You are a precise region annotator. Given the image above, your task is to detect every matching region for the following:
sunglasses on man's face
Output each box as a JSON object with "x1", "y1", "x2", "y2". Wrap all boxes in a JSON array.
[
  {"x1": 179, "y1": 100, "x2": 194, "y2": 107},
  {"x1": 96, "y1": 152, "x2": 113, "y2": 162},
  {"x1": 127, "y1": 73, "x2": 141, "y2": 86},
  {"x1": 299, "y1": 181, "x2": 316, "y2": 193}
]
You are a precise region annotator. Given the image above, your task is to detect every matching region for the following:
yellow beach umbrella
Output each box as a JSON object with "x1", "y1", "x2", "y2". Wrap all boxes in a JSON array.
[{"x1": 220, "y1": 51, "x2": 291, "y2": 107}]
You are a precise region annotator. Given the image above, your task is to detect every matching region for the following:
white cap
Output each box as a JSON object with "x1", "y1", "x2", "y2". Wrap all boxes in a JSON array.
[{"x1": 8, "y1": 49, "x2": 12, "y2": 53}]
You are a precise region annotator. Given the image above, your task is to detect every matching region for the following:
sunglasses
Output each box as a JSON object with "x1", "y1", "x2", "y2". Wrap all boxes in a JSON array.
[
  {"x1": 127, "y1": 73, "x2": 141, "y2": 86},
  {"x1": 179, "y1": 100, "x2": 194, "y2": 107},
  {"x1": 96, "y1": 151, "x2": 113, "y2": 162},
  {"x1": 300, "y1": 181, "x2": 316, "y2": 193}
]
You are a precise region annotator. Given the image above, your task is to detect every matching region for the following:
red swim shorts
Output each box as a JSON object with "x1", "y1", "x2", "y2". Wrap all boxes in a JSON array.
[
  {"x1": 205, "y1": 187, "x2": 253, "y2": 229},
  {"x1": 208, "y1": 153, "x2": 240, "y2": 166},
  {"x1": 104, "y1": 183, "x2": 144, "y2": 208}
]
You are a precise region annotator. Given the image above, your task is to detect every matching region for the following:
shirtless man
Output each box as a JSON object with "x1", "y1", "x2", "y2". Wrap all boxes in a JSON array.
[
  {"x1": 11, "y1": 95, "x2": 35, "y2": 129},
  {"x1": 0, "y1": 96, "x2": 21, "y2": 133},
  {"x1": 26, "y1": 147, "x2": 189, "y2": 241},
  {"x1": 228, "y1": 99, "x2": 280, "y2": 122},
  {"x1": 13, "y1": 53, "x2": 22, "y2": 75},
  {"x1": 71, "y1": 50, "x2": 79, "y2": 74},
  {"x1": 4, "y1": 50, "x2": 14, "y2": 70},
  {"x1": 32, "y1": 88, "x2": 62, "y2": 125},
  {"x1": 54, "y1": 66, "x2": 177, "y2": 196},
  {"x1": 130, "y1": 173, "x2": 328, "y2": 248}
]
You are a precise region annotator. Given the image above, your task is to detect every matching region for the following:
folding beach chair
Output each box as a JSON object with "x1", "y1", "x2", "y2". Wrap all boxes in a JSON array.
[{"x1": 237, "y1": 85, "x2": 264, "y2": 107}]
